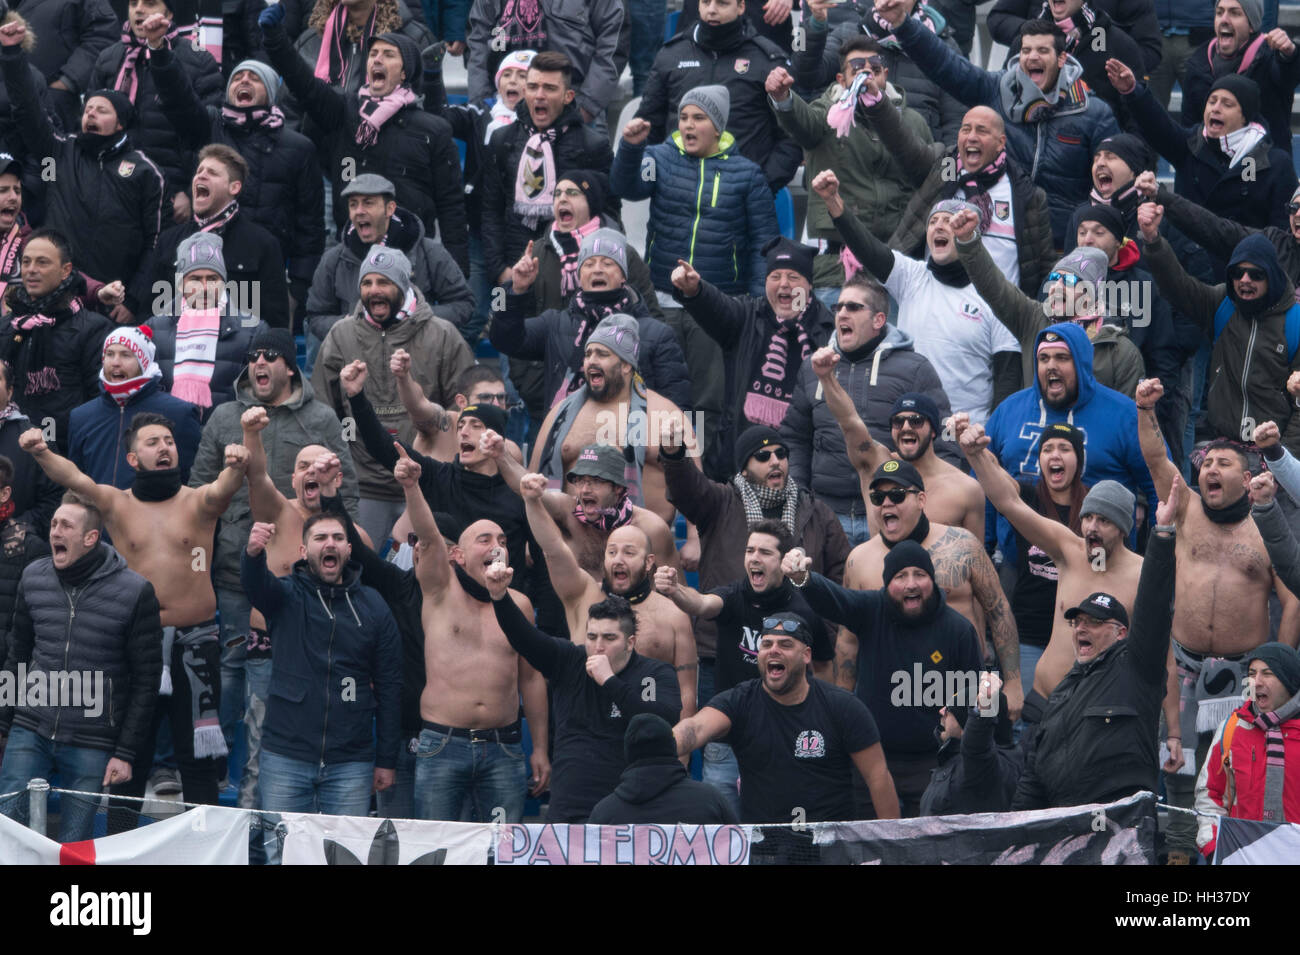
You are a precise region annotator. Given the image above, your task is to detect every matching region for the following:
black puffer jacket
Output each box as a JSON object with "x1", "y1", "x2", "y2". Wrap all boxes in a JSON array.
[
  {"x1": 1, "y1": 545, "x2": 163, "y2": 764},
  {"x1": 149, "y1": 41, "x2": 324, "y2": 285},
  {"x1": 264, "y1": 22, "x2": 470, "y2": 275},
  {"x1": 489, "y1": 284, "x2": 692, "y2": 412},
  {"x1": 90, "y1": 34, "x2": 224, "y2": 199},
  {"x1": 793, "y1": 5, "x2": 967, "y2": 147},
  {"x1": 636, "y1": 18, "x2": 802, "y2": 192},
  {"x1": 480, "y1": 99, "x2": 615, "y2": 278},
  {"x1": 674, "y1": 279, "x2": 836, "y2": 481},
  {"x1": 0, "y1": 412, "x2": 63, "y2": 537},
  {"x1": 588, "y1": 756, "x2": 740, "y2": 825},
  {"x1": 1013, "y1": 531, "x2": 1174, "y2": 809},
  {"x1": 2, "y1": 46, "x2": 165, "y2": 316},
  {"x1": 145, "y1": 308, "x2": 266, "y2": 422},
  {"x1": 0, "y1": 520, "x2": 50, "y2": 666}
]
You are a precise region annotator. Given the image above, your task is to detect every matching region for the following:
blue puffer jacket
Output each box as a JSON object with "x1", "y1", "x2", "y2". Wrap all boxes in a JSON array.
[
  {"x1": 67, "y1": 379, "x2": 203, "y2": 489},
  {"x1": 890, "y1": 15, "x2": 1120, "y2": 247},
  {"x1": 241, "y1": 551, "x2": 402, "y2": 769},
  {"x1": 984, "y1": 322, "x2": 1158, "y2": 563},
  {"x1": 610, "y1": 131, "x2": 779, "y2": 297}
]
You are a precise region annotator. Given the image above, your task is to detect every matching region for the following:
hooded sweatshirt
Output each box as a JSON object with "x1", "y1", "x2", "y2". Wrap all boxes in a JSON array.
[
  {"x1": 587, "y1": 757, "x2": 740, "y2": 825},
  {"x1": 984, "y1": 322, "x2": 1158, "y2": 563}
]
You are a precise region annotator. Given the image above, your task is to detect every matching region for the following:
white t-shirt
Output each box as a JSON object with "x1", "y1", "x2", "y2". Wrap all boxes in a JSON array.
[
  {"x1": 885, "y1": 251, "x2": 1021, "y2": 424},
  {"x1": 961, "y1": 175, "x2": 1019, "y2": 289}
]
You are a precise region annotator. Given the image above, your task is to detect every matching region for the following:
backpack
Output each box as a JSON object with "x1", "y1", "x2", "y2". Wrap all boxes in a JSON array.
[{"x1": 1213, "y1": 297, "x2": 1300, "y2": 362}]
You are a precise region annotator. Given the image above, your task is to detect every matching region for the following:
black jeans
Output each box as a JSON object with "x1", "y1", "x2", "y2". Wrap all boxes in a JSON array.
[{"x1": 107, "y1": 639, "x2": 221, "y2": 833}]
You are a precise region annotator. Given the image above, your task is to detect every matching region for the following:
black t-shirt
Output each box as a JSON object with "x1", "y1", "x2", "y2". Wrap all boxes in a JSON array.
[
  {"x1": 1011, "y1": 480, "x2": 1067, "y2": 649},
  {"x1": 709, "y1": 580, "x2": 833, "y2": 693},
  {"x1": 708, "y1": 677, "x2": 880, "y2": 824}
]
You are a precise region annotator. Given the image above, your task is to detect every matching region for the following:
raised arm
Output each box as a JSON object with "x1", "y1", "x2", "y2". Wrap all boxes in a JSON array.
[
  {"x1": 1138, "y1": 202, "x2": 1222, "y2": 335},
  {"x1": 520, "y1": 471, "x2": 588, "y2": 600},
  {"x1": 858, "y1": 73, "x2": 943, "y2": 189},
  {"x1": 487, "y1": 561, "x2": 568, "y2": 680},
  {"x1": 953, "y1": 211, "x2": 1045, "y2": 349},
  {"x1": 954, "y1": 414, "x2": 1076, "y2": 562},
  {"x1": 1249, "y1": 471, "x2": 1300, "y2": 598},
  {"x1": 20, "y1": 428, "x2": 118, "y2": 519},
  {"x1": 809, "y1": 345, "x2": 890, "y2": 480},
  {"x1": 1255, "y1": 420, "x2": 1300, "y2": 502},
  {"x1": 240, "y1": 407, "x2": 289, "y2": 523},
  {"x1": 0, "y1": 29, "x2": 59, "y2": 162},
  {"x1": 966, "y1": 532, "x2": 1023, "y2": 720},
  {"x1": 886, "y1": 6, "x2": 1001, "y2": 107},
  {"x1": 653, "y1": 565, "x2": 723, "y2": 620},
  {"x1": 781, "y1": 550, "x2": 881, "y2": 630},
  {"x1": 396, "y1": 444, "x2": 451, "y2": 597},
  {"x1": 1129, "y1": 482, "x2": 1179, "y2": 684},
  {"x1": 389, "y1": 349, "x2": 452, "y2": 438},
  {"x1": 198, "y1": 444, "x2": 251, "y2": 520},
  {"x1": 1134, "y1": 378, "x2": 1182, "y2": 512},
  {"x1": 812, "y1": 170, "x2": 896, "y2": 282}
]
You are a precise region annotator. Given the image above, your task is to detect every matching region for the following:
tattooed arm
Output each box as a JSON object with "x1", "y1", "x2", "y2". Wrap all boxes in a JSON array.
[
  {"x1": 834, "y1": 625, "x2": 858, "y2": 691},
  {"x1": 963, "y1": 530, "x2": 1024, "y2": 722},
  {"x1": 672, "y1": 707, "x2": 732, "y2": 756}
]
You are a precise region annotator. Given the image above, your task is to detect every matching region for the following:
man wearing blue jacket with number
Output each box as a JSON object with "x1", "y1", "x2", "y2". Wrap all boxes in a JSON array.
[{"x1": 984, "y1": 321, "x2": 1158, "y2": 566}]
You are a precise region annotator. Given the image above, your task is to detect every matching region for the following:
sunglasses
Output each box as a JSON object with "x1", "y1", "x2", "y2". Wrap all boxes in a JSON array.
[
  {"x1": 247, "y1": 348, "x2": 283, "y2": 364},
  {"x1": 891, "y1": 414, "x2": 928, "y2": 429},
  {"x1": 762, "y1": 617, "x2": 805, "y2": 635},
  {"x1": 847, "y1": 55, "x2": 885, "y2": 72},
  {"x1": 472, "y1": 391, "x2": 509, "y2": 405},
  {"x1": 834, "y1": 301, "x2": 868, "y2": 313},
  {"x1": 1229, "y1": 265, "x2": 1266, "y2": 282},
  {"x1": 752, "y1": 447, "x2": 788, "y2": 462},
  {"x1": 869, "y1": 487, "x2": 919, "y2": 505},
  {"x1": 1288, "y1": 202, "x2": 1300, "y2": 216},
  {"x1": 1047, "y1": 271, "x2": 1081, "y2": 287}
]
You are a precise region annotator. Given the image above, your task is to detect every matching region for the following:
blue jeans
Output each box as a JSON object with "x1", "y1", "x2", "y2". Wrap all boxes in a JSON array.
[
  {"x1": 237, "y1": 657, "x2": 272, "y2": 810},
  {"x1": 259, "y1": 751, "x2": 374, "y2": 864},
  {"x1": 702, "y1": 741, "x2": 742, "y2": 819},
  {"x1": 465, "y1": 231, "x2": 493, "y2": 348},
  {"x1": 1019, "y1": 643, "x2": 1046, "y2": 696},
  {"x1": 629, "y1": 0, "x2": 666, "y2": 94},
  {"x1": 376, "y1": 737, "x2": 418, "y2": 819},
  {"x1": 217, "y1": 587, "x2": 250, "y2": 758},
  {"x1": 837, "y1": 511, "x2": 872, "y2": 547},
  {"x1": 412, "y1": 727, "x2": 526, "y2": 822},
  {"x1": 0, "y1": 726, "x2": 111, "y2": 842}
]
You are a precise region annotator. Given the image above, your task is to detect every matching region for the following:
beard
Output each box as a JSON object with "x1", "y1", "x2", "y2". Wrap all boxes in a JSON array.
[
  {"x1": 889, "y1": 588, "x2": 941, "y2": 621},
  {"x1": 366, "y1": 289, "x2": 403, "y2": 320},
  {"x1": 897, "y1": 432, "x2": 933, "y2": 461},
  {"x1": 587, "y1": 367, "x2": 625, "y2": 401}
]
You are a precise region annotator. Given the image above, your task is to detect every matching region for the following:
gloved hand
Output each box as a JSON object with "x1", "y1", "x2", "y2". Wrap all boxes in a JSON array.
[
  {"x1": 259, "y1": 2, "x2": 286, "y2": 30},
  {"x1": 421, "y1": 41, "x2": 445, "y2": 74}
]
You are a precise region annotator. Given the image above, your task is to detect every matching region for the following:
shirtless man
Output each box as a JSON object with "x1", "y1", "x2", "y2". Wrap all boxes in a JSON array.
[
  {"x1": 398, "y1": 445, "x2": 549, "y2": 822},
  {"x1": 488, "y1": 433, "x2": 679, "y2": 583},
  {"x1": 1135, "y1": 377, "x2": 1299, "y2": 862},
  {"x1": 21, "y1": 413, "x2": 247, "y2": 816},
  {"x1": 519, "y1": 471, "x2": 697, "y2": 718},
  {"x1": 841, "y1": 457, "x2": 1023, "y2": 720},
  {"x1": 810, "y1": 346, "x2": 984, "y2": 538},
  {"x1": 953, "y1": 414, "x2": 1177, "y2": 744},
  {"x1": 529, "y1": 312, "x2": 698, "y2": 526}
]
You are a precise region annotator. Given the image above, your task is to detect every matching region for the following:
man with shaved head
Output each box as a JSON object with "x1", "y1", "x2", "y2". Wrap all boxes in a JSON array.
[
  {"x1": 851, "y1": 86, "x2": 1056, "y2": 296},
  {"x1": 519, "y1": 469, "x2": 698, "y2": 719}
]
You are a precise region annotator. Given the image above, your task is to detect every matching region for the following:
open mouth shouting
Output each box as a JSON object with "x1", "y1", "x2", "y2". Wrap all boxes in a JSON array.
[
  {"x1": 0, "y1": 202, "x2": 20, "y2": 228},
  {"x1": 609, "y1": 564, "x2": 630, "y2": 589},
  {"x1": 930, "y1": 233, "x2": 951, "y2": 253},
  {"x1": 1202, "y1": 474, "x2": 1224, "y2": 503},
  {"x1": 1044, "y1": 371, "x2": 1067, "y2": 401},
  {"x1": 320, "y1": 551, "x2": 340, "y2": 574},
  {"x1": 748, "y1": 563, "x2": 767, "y2": 589},
  {"x1": 1093, "y1": 165, "x2": 1113, "y2": 193},
  {"x1": 764, "y1": 657, "x2": 787, "y2": 682},
  {"x1": 587, "y1": 272, "x2": 610, "y2": 290},
  {"x1": 896, "y1": 429, "x2": 921, "y2": 455},
  {"x1": 231, "y1": 82, "x2": 257, "y2": 105},
  {"x1": 879, "y1": 506, "x2": 902, "y2": 536},
  {"x1": 585, "y1": 366, "x2": 605, "y2": 390},
  {"x1": 253, "y1": 367, "x2": 272, "y2": 390},
  {"x1": 1075, "y1": 632, "x2": 1095, "y2": 658},
  {"x1": 898, "y1": 589, "x2": 924, "y2": 613},
  {"x1": 961, "y1": 142, "x2": 984, "y2": 168},
  {"x1": 1045, "y1": 460, "x2": 1068, "y2": 486},
  {"x1": 1205, "y1": 114, "x2": 1226, "y2": 136}
]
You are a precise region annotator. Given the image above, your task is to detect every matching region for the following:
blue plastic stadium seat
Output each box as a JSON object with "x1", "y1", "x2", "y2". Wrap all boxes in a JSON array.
[
  {"x1": 665, "y1": 9, "x2": 680, "y2": 41},
  {"x1": 1294, "y1": 135, "x2": 1300, "y2": 177},
  {"x1": 476, "y1": 338, "x2": 499, "y2": 360},
  {"x1": 776, "y1": 187, "x2": 795, "y2": 240},
  {"x1": 295, "y1": 333, "x2": 306, "y2": 369}
]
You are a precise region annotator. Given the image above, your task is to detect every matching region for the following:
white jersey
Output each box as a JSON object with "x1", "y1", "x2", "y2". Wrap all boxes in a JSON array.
[
  {"x1": 884, "y1": 250, "x2": 1021, "y2": 424},
  {"x1": 961, "y1": 174, "x2": 1019, "y2": 289}
]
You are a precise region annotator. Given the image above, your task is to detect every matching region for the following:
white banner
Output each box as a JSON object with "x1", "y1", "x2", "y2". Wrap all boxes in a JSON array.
[
  {"x1": 280, "y1": 814, "x2": 492, "y2": 865},
  {"x1": 0, "y1": 805, "x2": 249, "y2": 864},
  {"x1": 495, "y1": 824, "x2": 752, "y2": 865}
]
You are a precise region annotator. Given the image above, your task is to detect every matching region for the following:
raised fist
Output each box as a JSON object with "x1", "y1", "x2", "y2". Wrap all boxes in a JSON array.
[
  {"x1": 241, "y1": 406, "x2": 270, "y2": 433},
  {"x1": 781, "y1": 546, "x2": 812, "y2": 582},
  {"x1": 18, "y1": 427, "x2": 48, "y2": 455},
  {"x1": 224, "y1": 444, "x2": 250, "y2": 471},
  {"x1": 765, "y1": 66, "x2": 795, "y2": 101},
  {"x1": 811, "y1": 346, "x2": 839, "y2": 378},
  {"x1": 519, "y1": 472, "x2": 547, "y2": 501},
  {"x1": 1253, "y1": 420, "x2": 1281, "y2": 449},
  {"x1": 1134, "y1": 170, "x2": 1158, "y2": 199},
  {"x1": 1136, "y1": 202, "x2": 1163, "y2": 243},
  {"x1": 0, "y1": 21, "x2": 28, "y2": 48},
  {"x1": 479, "y1": 429, "x2": 506, "y2": 460},
  {"x1": 312, "y1": 451, "x2": 342, "y2": 490},
  {"x1": 247, "y1": 521, "x2": 276, "y2": 556},
  {"x1": 1134, "y1": 377, "x2": 1164, "y2": 410},
  {"x1": 957, "y1": 421, "x2": 990, "y2": 453},
  {"x1": 654, "y1": 564, "x2": 679, "y2": 596},
  {"x1": 389, "y1": 349, "x2": 411, "y2": 379},
  {"x1": 1249, "y1": 470, "x2": 1277, "y2": 508},
  {"x1": 950, "y1": 208, "x2": 979, "y2": 242},
  {"x1": 622, "y1": 118, "x2": 651, "y2": 145},
  {"x1": 340, "y1": 359, "x2": 368, "y2": 398}
]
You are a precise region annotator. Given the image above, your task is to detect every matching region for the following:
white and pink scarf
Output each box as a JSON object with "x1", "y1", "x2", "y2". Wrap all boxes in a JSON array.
[
  {"x1": 356, "y1": 86, "x2": 418, "y2": 147},
  {"x1": 515, "y1": 128, "x2": 558, "y2": 229},
  {"x1": 172, "y1": 304, "x2": 223, "y2": 408}
]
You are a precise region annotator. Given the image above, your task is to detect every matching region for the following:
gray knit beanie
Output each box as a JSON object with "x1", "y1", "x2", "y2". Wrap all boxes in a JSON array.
[
  {"x1": 1081, "y1": 480, "x2": 1136, "y2": 536},
  {"x1": 680, "y1": 84, "x2": 730, "y2": 135},
  {"x1": 358, "y1": 245, "x2": 412, "y2": 296}
]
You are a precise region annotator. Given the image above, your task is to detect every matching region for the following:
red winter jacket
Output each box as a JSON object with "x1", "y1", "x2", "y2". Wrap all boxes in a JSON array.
[{"x1": 1196, "y1": 701, "x2": 1300, "y2": 856}]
